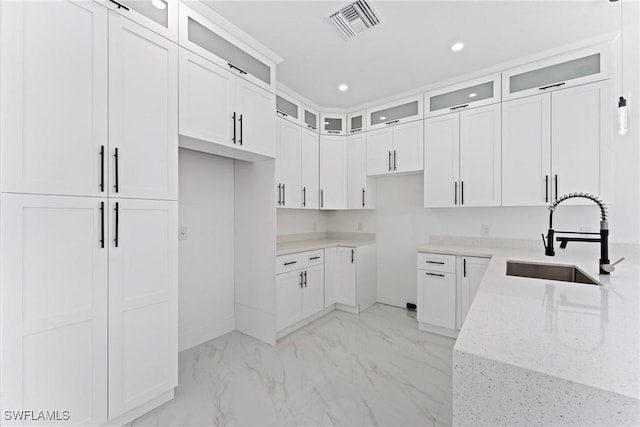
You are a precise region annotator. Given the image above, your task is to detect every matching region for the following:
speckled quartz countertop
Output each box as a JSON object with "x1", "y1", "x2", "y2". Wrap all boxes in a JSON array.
[
  {"x1": 419, "y1": 241, "x2": 640, "y2": 425},
  {"x1": 277, "y1": 232, "x2": 376, "y2": 256}
]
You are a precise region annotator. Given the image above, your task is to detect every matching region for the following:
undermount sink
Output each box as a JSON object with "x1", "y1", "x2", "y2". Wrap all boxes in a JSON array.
[{"x1": 506, "y1": 261, "x2": 601, "y2": 286}]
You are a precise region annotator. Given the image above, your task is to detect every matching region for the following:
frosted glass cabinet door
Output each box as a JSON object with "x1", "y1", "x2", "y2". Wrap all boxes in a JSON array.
[
  {"x1": 98, "y1": 0, "x2": 178, "y2": 42},
  {"x1": 0, "y1": 194, "x2": 108, "y2": 426},
  {"x1": 109, "y1": 13, "x2": 178, "y2": 201},
  {"x1": 108, "y1": 199, "x2": 178, "y2": 419},
  {"x1": 424, "y1": 114, "x2": 460, "y2": 207},
  {"x1": 0, "y1": 0, "x2": 108, "y2": 197}
]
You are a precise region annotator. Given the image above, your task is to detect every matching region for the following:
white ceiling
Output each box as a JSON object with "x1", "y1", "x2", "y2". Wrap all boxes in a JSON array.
[{"x1": 202, "y1": 1, "x2": 620, "y2": 109}]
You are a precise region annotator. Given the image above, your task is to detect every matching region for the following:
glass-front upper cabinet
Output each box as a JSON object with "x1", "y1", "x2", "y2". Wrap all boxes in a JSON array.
[
  {"x1": 347, "y1": 110, "x2": 366, "y2": 134},
  {"x1": 276, "y1": 94, "x2": 300, "y2": 125},
  {"x1": 367, "y1": 95, "x2": 423, "y2": 130},
  {"x1": 321, "y1": 113, "x2": 346, "y2": 136},
  {"x1": 97, "y1": 0, "x2": 178, "y2": 41},
  {"x1": 502, "y1": 44, "x2": 609, "y2": 101},
  {"x1": 178, "y1": 3, "x2": 278, "y2": 92},
  {"x1": 302, "y1": 105, "x2": 319, "y2": 132},
  {"x1": 425, "y1": 74, "x2": 500, "y2": 118}
]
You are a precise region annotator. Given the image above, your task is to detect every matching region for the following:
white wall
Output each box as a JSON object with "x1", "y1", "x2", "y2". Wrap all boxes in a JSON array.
[
  {"x1": 276, "y1": 208, "x2": 328, "y2": 235},
  {"x1": 178, "y1": 149, "x2": 235, "y2": 351}
]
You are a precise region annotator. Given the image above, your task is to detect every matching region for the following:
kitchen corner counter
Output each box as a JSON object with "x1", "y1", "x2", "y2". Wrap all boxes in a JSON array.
[
  {"x1": 419, "y1": 242, "x2": 640, "y2": 425},
  {"x1": 276, "y1": 232, "x2": 375, "y2": 256}
]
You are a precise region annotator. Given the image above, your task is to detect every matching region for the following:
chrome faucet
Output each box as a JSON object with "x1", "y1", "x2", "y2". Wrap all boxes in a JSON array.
[{"x1": 542, "y1": 193, "x2": 614, "y2": 275}]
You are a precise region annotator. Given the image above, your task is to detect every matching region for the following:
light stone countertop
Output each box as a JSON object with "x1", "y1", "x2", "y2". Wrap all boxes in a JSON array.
[
  {"x1": 419, "y1": 240, "x2": 640, "y2": 422},
  {"x1": 277, "y1": 238, "x2": 376, "y2": 256}
]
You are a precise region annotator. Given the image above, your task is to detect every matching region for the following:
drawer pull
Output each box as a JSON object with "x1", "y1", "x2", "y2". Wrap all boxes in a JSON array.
[
  {"x1": 309, "y1": 256, "x2": 321, "y2": 260},
  {"x1": 284, "y1": 261, "x2": 297, "y2": 266},
  {"x1": 425, "y1": 260, "x2": 445, "y2": 265},
  {"x1": 426, "y1": 272, "x2": 445, "y2": 277}
]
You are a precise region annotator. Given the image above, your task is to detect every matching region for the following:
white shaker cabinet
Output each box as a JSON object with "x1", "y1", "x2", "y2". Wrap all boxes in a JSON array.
[
  {"x1": 0, "y1": 0, "x2": 108, "y2": 197},
  {"x1": 347, "y1": 133, "x2": 376, "y2": 209},
  {"x1": 417, "y1": 253, "x2": 456, "y2": 331},
  {"x1": 458, "y1": 257, "x2": 490, "y2": 327},
  {"x1": 275, "y1": 119, "x2": 300, "y2": 208},
  {"x1": 300, "y1": 129, "x2": 320, "y2": 209},
  {"x1": 302, "y1": 264, "x2": 325, "y2": 320},
  {"x1": 1, "y1": 194, "x2": 108, "y2": 426},
  {"x1": 109, "y1": 13, "x2": 178, "y2": 201},
  {"x1": 319, "y1": 135, "x2": 347, "y2": 209},
  {"x1": 367, "y1": 121, "x2": 423, "y2": 176},
  {"x1": 108, "y1": 199, "x2": 178, "y2": 418},
  {"x1": 235, "y1": 77, "x2": 276, "y2": 157},
  {"x1": 275, "y1": 270, "x2": 304, "y2": 331},
  {"x1": 337, "y1": 247, "x2": 357, "y2": 306},
  {"x1": 424, "y1": 114, "x2": 460, "y2": 207},
  {"x1": 333, "y1": 245, "x2": 377, "y2": 313}
]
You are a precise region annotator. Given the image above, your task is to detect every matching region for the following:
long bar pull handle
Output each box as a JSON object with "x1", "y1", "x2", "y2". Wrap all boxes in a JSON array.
[
  {"x1": 320, "y1": 190, "x2": 324, "y2": 208},
  {"x1": 454, "y1": 182, "x2": 458, "y2": 205},
  {"x1": 303, "y1": 187, "x2": 306, "y2": 207},
  {"x1": 351, "y1": 249, "x2": 354, "y2": 264},
  {"x1": 388, "y1": 151, "x2": 392, "y2": 171},
  {"x1": 100, "y1": 201, "x2": 105, "y2": 248},
  {"x1": 299, "y1": 272, "x2": 303, "y2": 288},
  {"x1": 545, "y1": 175, "x2": 549, "y2": 203},
  {"x1": 425, "y1": 260, "x2": 445, "y2": 265},
  {"x1": 461, "y1": 181, "x2": 464, "y2": 205},
  {"x1": 393, "y1": 150, "x2": 397, "y2": 171},
  {"x1": 114, "y1": 202, "x2": 119, "y2": 248},
  {"x1": 228, "y1": 63, "x2": 248, "y2": 75},
  {"x1": 99, "y1": 145, "x2": 105, "y2": 192},
  {"x1": 232, "y1": 113, "x2": 236, "y2": 144},
  {"x1": 304, "y1": 271, "x2": 307, "y2": 287},
  {"x1": 282, "y1": 184, "x2": 285, "y2": 206},
  {"x1": 113, "y1": 148, "x2": 119, "y2": 193},
  {"x1": 426, "y1": 272, "x2": 445, "y2": 277},
  {"x1": 362, "y1": 188, "x2": 365, "y2": 207},
  {"x1": 554, "y1": 174, "x2": 558, "y2": 201},
  {"x1": 463, "y1": 258, "x2": 467, "y2": 278},
  {"x1": 539, "y1": 82, "x2": 566, "y2": 91},
  {"x1": 284, "y1": 261, "x2": 297, "y2": 266},
  {"x1": 276, "y1": 110, "x2": 288, "y2": 118},
  {"x1": 239, "y1": 114, "x2": 243, "y2": 146},
  {"x1": 108, "y1": 0, "x2": 130, "y2": 10},
  {"x1": 277, "y1": 184, "x2": 281, "y2": 206}
]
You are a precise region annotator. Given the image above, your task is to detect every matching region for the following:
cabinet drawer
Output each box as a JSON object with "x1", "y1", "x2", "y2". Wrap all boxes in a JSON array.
[
  {"x1": 301, "y1": 249, "x2": 324, "y2": 268},
  {"x1": 276, "y1": 253, "x2": 302, "y2": 274},
  {"x1": 417, "y1": 253, "x2": 456, "y2": 273}
]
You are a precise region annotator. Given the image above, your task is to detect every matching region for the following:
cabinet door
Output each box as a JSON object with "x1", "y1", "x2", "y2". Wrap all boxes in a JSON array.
[
  {"x1": 236, "y1": 78, "x2": 276, "y2": 157},
  {"x1": 459, "y1": 104, "x2": 501, "y2": 207},
  {"x1": 321, "y1": 113, "x2": 346, "y2": 136},
  {"x1": 0, "y1": 0, "x2": 107, "y2": 197},
  {"x1": 319, "y1": 136, "x2": 347, "y2": 209},
  {"x1": 97, "y1": 0, "x2": 178, "y2": 42},
  {"x1": 302, "y1": 265, "x2": 325, "y2": 318},
  {"x1": 276, "y1": 271, "x2": 303, "y2": 331},
  {"x1": 178, "y1": 48, "x2": 235, "y2": 148},
  {"x1": 337, "y1": 248, "x2": 357, "y2": 306},
  {"x1": 300, "y1": 129, "x2": 319, "y2": 209},
  {"x1": 366, "y1": 128, "x2": 393, "y2": 176},
  {"x1": 424, "y1": 114, "x2": 460, "y2": 207},
  {"x1": 1, "y1": 194, "x2": 108, "y2": 426},
  {"x1": 459, "y1": 257, "x2": 490, "y2": 327},
  {"x1": 324, "y1": 247, "x2": 338, "y2": 307},
  {"x1": 347, "y1": 133, "x2": 367, "y2": 209},
  {"x1": 108, "y1": 199, "x2": 178, "y2": 418},
  {"x1": 551, "y1": 81, "x2": 609, "y2": 202},
  {"x1": 392, "y1": 120, "x2": 424, "y2": 173},
  {"x1": 502, "y1": 94, "x2": 552, "y2": 206},
  {"x1": 276, "y1": 119, "x2": 300, "y2": 208},
  {"x1": 109, "y1": 14, "x2": 178, "y2": 201},
  {"x1": 417, "y1": 271, "x2": 455, "y2": 329}
]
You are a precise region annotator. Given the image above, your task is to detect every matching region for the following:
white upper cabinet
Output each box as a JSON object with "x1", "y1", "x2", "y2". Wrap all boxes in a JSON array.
[
  {"x1": 367, "y1": 120, "x2": 423, "y2": 176},
  {"x1": 96, "y1": 0, "x2": 178, "y2": 42},
  {"x1": 502, "y1": 44, "x2": 609, "y2": 101},
  {"x1": 179, "y1": 4, "x2": 276, "y2": 92},
  {"x1": 424, "y1": 114, "x2": 460, "y2": 208},
  {"x1": 367, "y1": 95, "x2": 423, "y2": 130},
  {"x1": 0, "y1": 0, "x2": 108, "y2": 197},
  {"x1": 347, "y1": 133, "x2": 376, "y2": 209},
  {"x1": 276, "y1": 119, "x2": 300, "y2": 208},
  {"x1": 300, "y1": 129, "x2": 320, "y2": 209},
  {"x1": 321, "y1": 113, "x2": 347, "y2": 136},
  {"x1": 109, "y1": 13, "x2": 178, "y2": 201},
  {"x1": 347, "y1": 110, "x2": 367, "y2": 134},
  {"x1": 302, "y1": 105, "x2": 320, "y2": 133},
  {"x1": 319, "y1": 135, "x2": 347, "y2": 209},
  {"x1": 235, "y1": 78, "x2": 276, "y2": 157},
  {"x1": 276, "y1": 93, "x2": 301, "y2": 125},
  {"x1": 425, "y1": 74, "x2": 500, "y2": 118}
]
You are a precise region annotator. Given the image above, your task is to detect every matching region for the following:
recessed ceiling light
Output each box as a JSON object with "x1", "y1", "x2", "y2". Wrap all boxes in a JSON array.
[
  {"x1": 468, "y1": 93, "x2": 477, "y2": 98},
  {"x1": 152, "y1": 0, "x2": 166, "y2": 10},
  {"x1": 379, "y1": 116, "x2": 386, "y2": 120},
  {"x1": 338, "y1": 84, "x2": 349, "y2": 92},
  {"x1": 451, "y1": 42, "x2": 464, "y2": 52}
]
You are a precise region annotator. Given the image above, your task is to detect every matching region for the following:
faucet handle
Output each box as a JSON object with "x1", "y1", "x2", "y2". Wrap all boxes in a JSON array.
[{"x1": 601, "y1": 257, "x2": 625, "y2": 273}]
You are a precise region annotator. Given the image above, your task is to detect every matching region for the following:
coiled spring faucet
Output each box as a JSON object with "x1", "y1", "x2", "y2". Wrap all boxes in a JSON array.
[{"x1": 542, "y1": 193, "x2": 615, "y2": 275}]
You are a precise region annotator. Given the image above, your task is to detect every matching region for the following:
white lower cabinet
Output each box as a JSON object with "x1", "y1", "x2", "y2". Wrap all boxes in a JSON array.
[
  {"x1": 325, "y1": 245, "x2": 377, "y2": 313},
  {"x1": 417, "y1": 252, "x2": 488, "y2": 337}
]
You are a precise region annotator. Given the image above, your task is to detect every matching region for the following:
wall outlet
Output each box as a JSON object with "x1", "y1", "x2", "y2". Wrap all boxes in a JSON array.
[
  {"x1": 178, "y1": 226, "x2": 188, "y2": 241},
  {"x1": 481, "y1": 224, "x2": 490, "y2": 237},
  {"x1": 358, "y1": 222, "x2": 363, "y2": 231}
]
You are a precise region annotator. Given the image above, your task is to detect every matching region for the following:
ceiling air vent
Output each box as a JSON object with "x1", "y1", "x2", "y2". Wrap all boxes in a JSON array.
[{"x1": 330, "y1": 0, "x2": 382, "y2": 39}]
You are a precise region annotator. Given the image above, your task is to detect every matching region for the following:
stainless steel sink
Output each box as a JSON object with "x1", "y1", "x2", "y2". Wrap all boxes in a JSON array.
[{"x1": 506, "y1": 261, "x2": 601, "y2": 285}]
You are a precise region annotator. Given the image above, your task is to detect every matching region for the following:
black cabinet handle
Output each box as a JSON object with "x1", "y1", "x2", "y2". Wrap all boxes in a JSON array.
[
  {"x1": 351, "y1": 249, "x2": 354, "y2": 264},
  {"x1": 309, "y1": 256, "x2": 321, "y2": 260},
  {"x1": 461, "y1": 181, "x2": 464, "y2": 205},
  {"x1": 277, "y1": 184, "x2": 281, "y2": 206},
  {"x1": 100, "y1": 201, "x2": 104, "y2": 248},
  {"x1": 108, "y1": 0, "x2": 129, "y2": 10},
  {"x1": 304, "y1": 271, "x2": 307, "y2": 287},
  {"x1": 284, "y1": 261, "x2": 297, "y2": 266},
  {"x1": 463, "y1": 258, "x2": 467, "y2": 277},
  {"x1": 539, "y1": 82, "x2": 565, "y2": 91},
  {"x1": 450, "y1": 104, "x2": 469, "y2": 111},
  {"x1": 228, "y1": 63, "x2": 247, "y2": 75},
  {"x1": 545, "y1": 175, "x2": 549, "y2": 203},
  {"x1": 99, "y1": 145, "x2": 104, "y2": 192},
  {"x1": 282, "y1": 183, "x2": 285, "y2": 206},
  {"x1": 385, "y1": 120, "x2": 399, "y2": 125},
  {"x1": 554, "y1": 174, "x2": 558, "y2": 201},
  {"x1": 426, "y1": 272, "x2": 445, "y2": 277},
  {"x1": 388, "y1": 151, "x2": 392, "y2": 171},
  {"x1": 299, "y1": 272, "x2": 303, "y2": 288},
  {"x1": 302, "y1": 187, "x2": 306, "y2": 207},
  {"x1": 320, "y1": 189, "x2": 324, "y2": 208},
  {"x1": 454, "y1": 181, "x2": 458, "y2": 205},
  {"x1": 232, "y1": 112, "x2": 236, "y2": 144},
  {"x1": 393, "y1": 150, "x2": 397, "y2": 171},
  {"x1": 113, "y1": 148, "x2": 119, "y2": 193},
  {"x1": 239, "y1": 114, "x2": 243, "y2": 146},
  {"x1": 114, "y1": 202, "x2": 119, "y2": 248},
  {"x1": 426, "y1": 260, "x2": 445, "y2": 265},
  {"x1": 276, "y1": 110, "x2": 288, "y2": 118},
  {"x1": 362, "y1": 188, "x2": 365, "y2": 207}
]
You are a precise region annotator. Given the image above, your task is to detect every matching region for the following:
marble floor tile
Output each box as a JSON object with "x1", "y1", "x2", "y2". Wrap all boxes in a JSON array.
[{"x1": 128, "y1": 304, "x2": 455, "y2": 427}]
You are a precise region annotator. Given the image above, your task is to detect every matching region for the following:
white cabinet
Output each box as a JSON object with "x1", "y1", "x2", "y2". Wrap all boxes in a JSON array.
[
  {"x1": 276, "y1": 119, "x2": 300, "y2": 208},
  {"x1": 0, "y1": 0, "x2": 108, "y2": 197},
  {"x1": 302, "y1": 105, "x2": 320, "y2": 132},
  {"x1": 502, "y1": 81, "x2": 611, "y2": 206},
  {"x1": 108, "y1": 199, "x2": 178, "y2": 418},
  {"x1": 302, "y1": 264, "x2": 325, "y2": 319},
  {"x1": 275, "y1": 270, "x2": 303, "y2": 331},
  {"x1": 367, "y1": 95, "x2": 423, "y2": 130},
  {"x1": 347, "y1": 133, "x2": 376, "y2": 209},
  {"x1": 97, "y1": 0, "x2": 178, "y2": 42},
  {"x1": 424, "y1": 103, "x2": 501, "y2": 207},
  {"x1": 319, "y1": 135, "x2": 347, "y2": 209},
  {"x1": 276, "y1": 93, "x2": 301, "y2": 125},
  {"x1": 418, "y1": 270, "x2": 456, "y2": 330},
  {"x1": 324, "y1": 247, "x2": 338, "y2": 307},
  {"x1": 109, "y1": 13, "x2": 178, "y2": 201},
  {"x1": 331, "y1": 245, "x2": 377, "y2": 313},
  {"x1": 425, "y1": 74, "x2": 501, "y2": 118},
  {"x1": 300, "y1": 129, "x2": 320, "y2": 209},
  {"x1": 1, "y1": 194, "x2": 108, "y2": 426},
  {"x1": 178, "y1": 48, "x2": 276, "y2": 158},
  {"x1": 347, "y1": 110, "x2": 367, "y2": 134},
  {"x1": 337, "y1": 248, "x2": 357, "y2": 306},
  {"x1": 367, "y1": 120, "x2": 424, "y2": 176},
  {"x1": 458, "y1": 257, "x2": 490, "y2": 327},
  {"x1": 321, "y1": 113, "x2": 347, "y2": 136}
]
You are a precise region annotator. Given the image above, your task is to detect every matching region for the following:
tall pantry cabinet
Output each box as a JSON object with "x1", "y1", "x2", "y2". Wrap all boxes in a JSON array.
[{"x1": 0, "y1": 1, "x2": 178, "y2": 425}]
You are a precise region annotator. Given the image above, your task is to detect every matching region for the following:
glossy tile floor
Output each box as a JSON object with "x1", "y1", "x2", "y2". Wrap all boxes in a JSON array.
[{"x1": 129, "y1": 304, "x2": 455, "y2": 426}]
